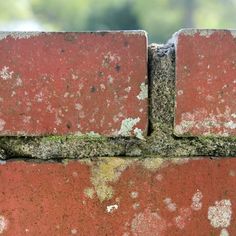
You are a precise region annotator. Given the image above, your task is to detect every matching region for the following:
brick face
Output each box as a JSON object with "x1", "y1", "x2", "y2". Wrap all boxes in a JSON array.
[
  {"x1": 0, "y1": 158, "x2": 235, "y2": 235},
  {"x1": 0, "y1": 31, "x2": 147, "y2": 137},
  {"x1": 174, "y1": 29, "x2": 236, "y2": 137},
  {"x1": 0, "y1": 29, "x2": 236, "y2": 236}
]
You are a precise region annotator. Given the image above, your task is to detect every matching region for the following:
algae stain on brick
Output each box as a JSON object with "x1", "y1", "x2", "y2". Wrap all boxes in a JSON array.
[{"x1": 88, "y1": 157, "x2": 133, "y2": 202}]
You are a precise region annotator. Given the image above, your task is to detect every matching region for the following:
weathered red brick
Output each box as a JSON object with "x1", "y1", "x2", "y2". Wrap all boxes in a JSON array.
[
  {"x1": 0, "y1": 31, "x2": 147, "y2": 137},
  {"x1": 0, "y1": 157, "x2": 235, "y2": 235},
  {"x1": 174, "y1": 29, "x2": 236, "y2": 136}
]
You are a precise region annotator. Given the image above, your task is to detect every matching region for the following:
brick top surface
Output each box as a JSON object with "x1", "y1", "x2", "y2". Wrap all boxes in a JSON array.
[
  {"x1": 174, "y1": 29, "x2": 236, "y2": 137},
  {"x1": 0, "y1": 31, "x2": 147, "y2": 137}
]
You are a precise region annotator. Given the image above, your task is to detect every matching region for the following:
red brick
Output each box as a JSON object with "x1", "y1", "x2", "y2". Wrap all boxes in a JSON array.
[
  {"x1": 0, "y1": 158, "x2": 236, "y2": 235},
  {"x1": 174, "y1": 29, "x2": 236, "y2": 136},
  {"x1": 0, "y1": 31, "x2": 147, "y2": 137}
]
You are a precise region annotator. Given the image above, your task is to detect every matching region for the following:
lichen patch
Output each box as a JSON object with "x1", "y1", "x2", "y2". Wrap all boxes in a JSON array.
[
  {"x1": 0, "y1": 66, "x2": 13, "y2": 80},
  {"x1": 208, "y1": 199, "x2": 232, "y2": 228},
  {"x1": 0, "y1": 216, "x2": 8, "y2": 234},
  {"x1": 137, "y1": 82, "x2": 148, "y2": 100},
  {"x1": 191, "y1": 189, "x2": 203, "y2": 211},
  {"x1": 106, "y1": 204, "x2": 118, "y2": 213}
]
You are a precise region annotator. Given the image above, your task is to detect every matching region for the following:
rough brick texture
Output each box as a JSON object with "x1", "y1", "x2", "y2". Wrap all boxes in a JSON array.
[
  {"x1": 0, "y1": 158, "x2": 235, "y2": 236},
  {"x1": 0, "y1": 29, "x2": 235, "y2": 236},
  {"x1": 175, "y1": 29, "x2": 236, "y2": 137},
  {"x1": 0, "y1": 31, "x2": 147, "y2": 137}
]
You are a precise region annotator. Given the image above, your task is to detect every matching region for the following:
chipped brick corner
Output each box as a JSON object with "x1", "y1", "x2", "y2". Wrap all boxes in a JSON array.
[{"x1": 0, "y1": 29, "x2": 235, "y2": 236}]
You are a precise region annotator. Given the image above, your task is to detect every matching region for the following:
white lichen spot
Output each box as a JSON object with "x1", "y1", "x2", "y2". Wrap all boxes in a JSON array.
[
  {"x1": 71, "y1": 228, "x2": 77, "y2": 234},
  {"x1": 0, "y1": 66, "x2": 13, "y2": 80},
  {"x1": 137, "y1": 83, "x2": 148, "y2": 100},
  {"x1": 163, "y1": 198, "x2": 177, "y2": 212},
  {"x1": 229, "y1": 170, "x2": 236, "y2": 177},
  {"x1": 131, "y1": 208, "x2": 167, "y2": 235},
  {"x1": 191, "y1": 189, "x2": 203, "y2": 211},
  {"x1": 231, "y1": 113, "x2": 236, "y2": 118},
  {"x1": 64, "y1": 92, "x2": 69, "y2": 98},
  {"x1": 174, "y1": 207, "x2": 192, "y2": 230},
  {"x1": 22, "y1": 116, "x2": 31, "y2": 124},
  {"x1": 130, "y1": 192, "x2": 139, "y2": 199},
  {"x1": 132, "y1": 203, "x2": 140, "y2": 210},
  {"x1": 125, "y1": 87, "x2": 131, "y2": 93},
  {"x1": 175, "y1": 107, "x2": 236, "y2": 135},
  {"x1": 208, "y1": 199, "x2": 232, "y2": 228},
  {"x1": 106, "y1": 204, "x2": 118, "y2": 213},
  {"x1": 224, "y1": 121, "x2": 236, "y2": 129},
  {"x1": 134, "y1": 128, "x2": 145, "y2": 140},
  {"x1": 16, "y1": 77, "x2": 23, "y2": 86},
  {"x1": 0, "y1": 119, "x2": 6, "y2": 131},
  {"x1": 35, "y1": 92, "x2": 43, "y2": 102},
  {"x1": 177, "y1": 90, "x2": 183, "y2": 96},
  {"x1": 156, "y1": 174, "x2": 163, "y2": 181},
  {"x1": 220, "y1": 228, "x2": 229, "y2": 236},
  {"x1": 75, "y1": 103, "x2": 82, "y2": 111},
  {"x1": 118, "y1": 118, "x2": 140, "y2": 136},
  {"x1": 0, "y1": 215, "x2": 8, "y2": 234}
]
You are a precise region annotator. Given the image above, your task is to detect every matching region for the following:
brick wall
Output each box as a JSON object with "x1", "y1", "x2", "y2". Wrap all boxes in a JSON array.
[{"x1": 0, "y1": 29, "x2": 235, "y2": 235}]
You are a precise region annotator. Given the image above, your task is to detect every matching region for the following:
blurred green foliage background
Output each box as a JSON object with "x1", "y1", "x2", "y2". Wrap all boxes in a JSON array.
[{"x1": 0, "y1": 0, "x2": 236, "y2": 43}]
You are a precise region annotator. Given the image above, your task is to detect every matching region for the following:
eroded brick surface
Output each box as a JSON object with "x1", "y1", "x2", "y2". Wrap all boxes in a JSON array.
[
  {"x1": 0, "y1": 31, "x2": 147, "y2": 137},
  {"x1": 0, "y1": 158, "x2": 236, "y2": 235},
  {"x1": 175, "y1": 29, "x2": 236, "y2": 137}
]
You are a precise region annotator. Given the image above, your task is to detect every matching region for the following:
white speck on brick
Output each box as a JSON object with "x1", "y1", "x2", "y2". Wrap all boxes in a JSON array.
[
  {"x1": 125, "y1": 87, "x2": 131, "y2": 93},
  {"x1": 220, "y1": 228, "x2": 229, "y2": 236},
  {"x1": 163, "y1": 198, "x2": 177, "y2": 212},
  {"x1": 0, "y1": 119, "x2": 6, "y2": 131},
  {"x1": 71, "y1": 228, "x2": 77, "y2": 234},
  {"x1": 130, "y1": 192, "x2": 139, "y2": 199},
  {"x1": 23, "y1": 116, "x2": 31, "y2": 124},
  {"x1": 0, "y1": 66, "x2": 13, "y2": 80},
  {"x1": 75, "y1": 103, "x2": 82, "y2": 111},
  {"x1": 208, "y1": 199, "x2": 232, "y2": 228},
  {"x1": 137, "y1": 83, "x2": 148, "y2": 100},
  {"x1": 191, "y1": 189, "x2": 203, "y2": 211},
  {"x1": 132, "y1": 202, "x2": 140, "y2": 210},
  {"x1": 231, "y1": 113, "x2": 236, "y2": 118},
  {"x1": 0, "y1": 215, "x2": 8, "y2": 234},
  {"x1": 118, "y1": 117, "x2": 140, "y2": 136},
  {"x1": 106, "y1": 204, "x2": 118, "y2": 213},
  {"x1": 16, "y1": 77, "x2": 23, "y2": 86}
]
